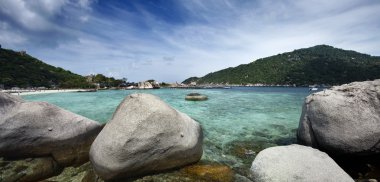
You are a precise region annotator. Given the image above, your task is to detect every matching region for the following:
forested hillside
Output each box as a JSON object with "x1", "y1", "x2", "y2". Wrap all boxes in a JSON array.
[{"x1": 184, "y1": 45, "x2": 380, "y2": 86}]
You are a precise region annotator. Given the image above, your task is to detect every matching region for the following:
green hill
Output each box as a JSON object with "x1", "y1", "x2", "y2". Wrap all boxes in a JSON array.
[
  {"x1": 182, "y1": 77, "x2": 200, "y2": 84},
  {"x1": 184, "y1": 45, "x2": 380, "y2": 86},
  {"x1": 0, "y1": 48, "x2": 92, "y2": 89}
]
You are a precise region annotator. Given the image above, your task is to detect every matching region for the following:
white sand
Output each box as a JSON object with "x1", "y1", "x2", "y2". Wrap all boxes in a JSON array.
[{"x1": 2, "y1": 89, "x2": 83, "y2": 96}]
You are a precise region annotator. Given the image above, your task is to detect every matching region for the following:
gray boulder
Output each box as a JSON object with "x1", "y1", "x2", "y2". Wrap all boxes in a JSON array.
[
  {"x1": 0, "y1": 93, "x2": 102, "y2": 166},
  {"x1": 90, "y1": 93, "x2": 203, "y2": 180},
  {"x1": 250, "y1": 144, "x2": 354, "y2": 182},
  {"x1": 298, "y1": 79, "x2": 380, "y2": 155}
]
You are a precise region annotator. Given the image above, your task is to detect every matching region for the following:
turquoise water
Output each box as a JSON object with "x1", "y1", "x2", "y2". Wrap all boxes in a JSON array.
[{"x1": 23, "y1": 87, "x2": 310, "y2": 178}]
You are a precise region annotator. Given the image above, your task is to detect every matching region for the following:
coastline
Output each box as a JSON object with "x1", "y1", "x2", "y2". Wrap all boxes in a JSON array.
[{"x1": 1, "y1": 89, "x2": 84, "y2": 96}]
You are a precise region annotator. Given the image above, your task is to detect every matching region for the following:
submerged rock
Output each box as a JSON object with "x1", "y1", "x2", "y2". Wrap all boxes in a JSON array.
[
  {"x1": 90, "y1": 93, "x2": 203, "y2": 180},
  {"x1": 298, "y1": 79, "x2": 380, "y2": 156},
  {"x1": 185, "y1": 93, "x2": 208, "y2": 101},
  {"x1": 0, "y1": 93, "x2": 102, "y2": 167},
  {"x1": 42, "y1": 162, "x2": 103, "y2": 182},
  {"x1": 0, "y1": 157, "x2": 62, "y2": 182},
  {"x1": 250, "y1": 144, "x2": 354, "y2": 182},
  {"x1": 180, "y1": 163, "x2": 234, "y2": 182},
  {"x1": 131, "y1": 161, "x2": 236, "y2": 182},
  {"x1": 224, "y1": 139, "x2": 275, "y2": 165}
]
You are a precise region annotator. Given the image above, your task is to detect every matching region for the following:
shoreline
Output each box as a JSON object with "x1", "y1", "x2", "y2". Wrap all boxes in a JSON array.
[{"x1": 1, "y1": 89, "x2": 84, "y2": 96}]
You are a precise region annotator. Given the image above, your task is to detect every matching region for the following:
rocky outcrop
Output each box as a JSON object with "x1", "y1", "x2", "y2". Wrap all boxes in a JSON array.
[
  {"x1": 90, "y1": 93, "x2": 203, "y2": 180},
  {"x1": 0, "y1": 93, "x2": 103, "y2": 167},
  {"x1": 137, "y1": 81, "x2": 153, "y2": 89},
  {"x1": 250, "y1": 144, "x2": 354, "y2": 182},
  {"x1": 298, "y1": 79, "x2": 380, "y2": 156}
]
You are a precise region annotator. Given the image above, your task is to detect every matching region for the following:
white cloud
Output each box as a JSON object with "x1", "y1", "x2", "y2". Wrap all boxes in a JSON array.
[
  {"x1": 0, "y1": 0, "x2": 379, "y2": 82},
  {"x1": 0, "y1": 0, "x2": 51, "y2": 30}
]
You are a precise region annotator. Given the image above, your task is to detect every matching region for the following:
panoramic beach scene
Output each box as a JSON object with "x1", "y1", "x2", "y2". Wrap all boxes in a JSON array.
[{"x1": 0, "y1": 0, "x2": 380, "y2": 182}]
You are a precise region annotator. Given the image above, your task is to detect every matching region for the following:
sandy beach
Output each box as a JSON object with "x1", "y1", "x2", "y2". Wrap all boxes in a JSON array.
[{"x1": 1, "y1": 89, "x2": 84, "y2": 96}]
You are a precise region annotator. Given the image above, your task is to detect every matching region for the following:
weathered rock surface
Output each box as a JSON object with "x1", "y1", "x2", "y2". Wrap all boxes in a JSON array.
[
  {"x1": 250, "y1": 144, "x2": 354, "y2": 182},
  {"x1": 298, "y1": 79, "x2": 380, "y2": 155},
  {"x1": 0, "y1": 93, "x2": 103, "y2": 166},
  {"x1": 0, "y1": 157, "x2": 62, "y2": 182},
  {"x1": 90, "y1": 93, "x2": 203, "y2": 180},
  {"x1": 137, "y1": 81, "x2": 153, "y2": 89}
]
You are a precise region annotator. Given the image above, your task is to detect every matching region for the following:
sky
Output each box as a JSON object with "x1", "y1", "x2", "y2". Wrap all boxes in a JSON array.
[{"x1": 0, "y1": 0, "x2": 380, "y2": 82}]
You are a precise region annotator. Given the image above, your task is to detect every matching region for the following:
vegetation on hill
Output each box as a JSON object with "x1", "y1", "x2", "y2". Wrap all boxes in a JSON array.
[
  {"x1": 182, "y1": 77, "x2": 200, "y2": 84},
  {"x1": 87, "y1": 74, "x2": 126, "y2": 89},
  {"x1": 184, "y1": 45, "x2": 380, "y2": 86},
  {"x1": 0, "y1": 48, "x2": 124, "y2": 89}
]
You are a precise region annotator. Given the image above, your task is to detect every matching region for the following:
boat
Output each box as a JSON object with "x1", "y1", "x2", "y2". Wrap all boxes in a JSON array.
[{"x1": 77, "y1": 89, "x2": 97, "y2": 92}]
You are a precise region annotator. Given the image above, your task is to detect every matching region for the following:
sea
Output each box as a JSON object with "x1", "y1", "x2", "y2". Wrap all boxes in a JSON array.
[{"x1": 23, "y1": 87, "x2": 313, "y2": 179}]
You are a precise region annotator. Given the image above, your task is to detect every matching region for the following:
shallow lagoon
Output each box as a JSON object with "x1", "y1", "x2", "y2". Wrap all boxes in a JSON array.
[{"x1": 23, "y1": 87, "x2": 311, "y2": 179}]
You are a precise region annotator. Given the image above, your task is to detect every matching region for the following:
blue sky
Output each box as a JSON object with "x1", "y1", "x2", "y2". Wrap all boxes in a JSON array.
[{"x1": 1, "y1": 0, "x2": 380, "y2": 82}]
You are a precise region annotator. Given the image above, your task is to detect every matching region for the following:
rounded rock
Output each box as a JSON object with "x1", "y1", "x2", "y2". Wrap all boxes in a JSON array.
[
  {"x1": 0, "y1": 93, "x2": 103, "y2": 167},
  {"x1": 251, "y1": 144, "x2": 354, "y2": 182},
  {"x1": 90, "y1": 93, "x2": 203, "y2": 180},
  {"x1": 297, "y1": 79, "x2": 380, "y2": 156}
]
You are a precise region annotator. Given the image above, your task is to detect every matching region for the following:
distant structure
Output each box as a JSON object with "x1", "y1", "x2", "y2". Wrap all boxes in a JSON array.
[
  {"x1": 0, "y1": 44, "x2": 2, "y2": 49},
  {"x1": 85, "y1": 75, "x2": 94, "y2": 83},
  {"x1": 19, "y1": 51, "x2": 26, "y2": 56}
]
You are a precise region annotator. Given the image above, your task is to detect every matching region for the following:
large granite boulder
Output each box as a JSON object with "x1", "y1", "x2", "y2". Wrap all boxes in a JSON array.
[
  {"x1": 90, "y1": 93, "x2": 203, "y2": 180},
  {"x1": 250, "y1": 144, "x2": 354, "y2": 182},
  {"x1": 298, "y1": 80, "x2": 380, "y2": 155},
  {"x1": 0, "y1": 93, "x2": 102, "y2": 166}
]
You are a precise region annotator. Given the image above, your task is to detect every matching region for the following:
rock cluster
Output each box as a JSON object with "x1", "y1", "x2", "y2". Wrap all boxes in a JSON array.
[
  {"x1": 137, "y1": 81, "x2": 153, "y2": 89},
  {"x1": 0, "y1": 92, "x2": 204, "y2": 181}
]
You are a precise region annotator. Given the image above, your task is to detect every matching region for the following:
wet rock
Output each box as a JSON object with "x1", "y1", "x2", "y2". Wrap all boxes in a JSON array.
[
  {"x1": 90, "y1": 93, "x2": 203, "y2": 180},
  {"x1": 110, "y1": 162, "x2": 233, "y2": 182},
  {"x1": 298, "y1": 80, "x2": 380, "y2": 156},
  {"x1": 0, "y1": 93, "x2": 103, "y2": 167},
  {"x1": 180, "y1": 163, "x2": 234, "y2": 182},
  {"x1": 333, "y1": 155, "x2": 380, "y2": 180},
  {"x1": 0, "y1": 157, "x2": 62, "y2": 182},
  {"x1": 224, "y1": 139, "x2": 275, "y2": 165},
  {"x1": 234, "y1": 173, "x2": 253, "y2": 182},
  {"x1": 185, "y1": 93, "x2": 208, "y2": 101},
  {"x1": 42, "y1": 162, "x2": 103, "y2": 182},
  {"x1": 251, "y1": 144, "x2": 354, "y2": 182}
]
